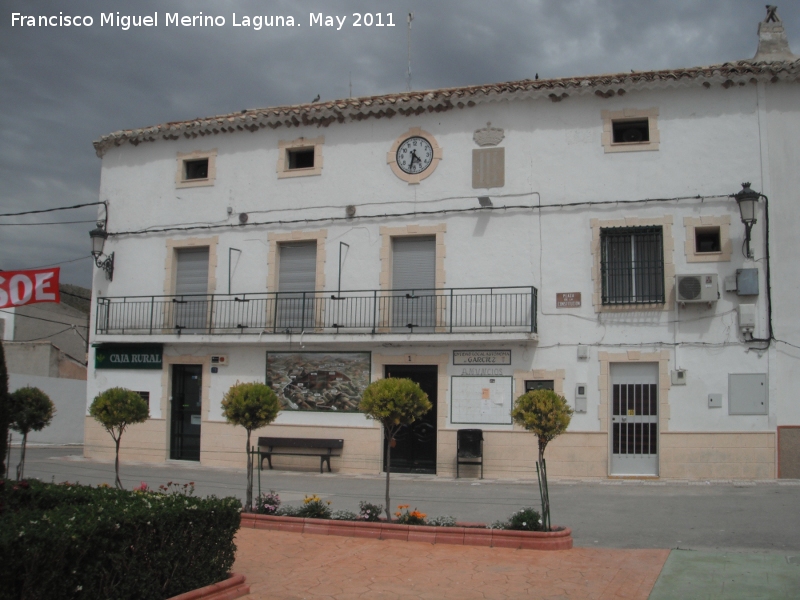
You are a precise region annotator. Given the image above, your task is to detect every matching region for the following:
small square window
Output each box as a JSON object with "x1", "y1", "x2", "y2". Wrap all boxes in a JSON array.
[
  {"x1": 287, "y1": 148, "x2": 315, "y2": 170},
  {"x1": 277, "y1": 137, "x2": 324, "y2": 178},
  {"x1": 525, "y1": 380, "x2": 554, "y2": 392},
  {"x1": 695, "y1": 226, "x2": 721, "y2": 253},
  {"x1": 601, "y1": 108, "x2": 659, "y2": 153},
  {"x1": 135, "y1": 391, "x2": 151, "y2": 416},
  {"x1": 612, "y1": 120, "x2": 650, "y2": 144},
  {"x1": 184, "y1": 159, "x2": 209, "y2": 180},
  {"x1": 175, "y1": 149, "x2": 217, "y2": 188}
]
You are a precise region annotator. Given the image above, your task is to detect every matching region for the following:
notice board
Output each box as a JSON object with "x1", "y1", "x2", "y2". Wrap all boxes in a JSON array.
[{"x1": 451, "y1": 375, "x2": 513, "y2": 424}]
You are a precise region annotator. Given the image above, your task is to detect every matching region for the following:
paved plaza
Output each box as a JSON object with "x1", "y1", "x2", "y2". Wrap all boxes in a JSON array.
[{"x1": 10, "y1": 445, "x2": 800, "y2": 598}]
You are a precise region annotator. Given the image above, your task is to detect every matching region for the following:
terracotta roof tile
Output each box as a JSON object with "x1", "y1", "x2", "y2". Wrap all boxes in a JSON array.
[{"x1": 93, "y1": 59, "x2": 800, "y2": 157}]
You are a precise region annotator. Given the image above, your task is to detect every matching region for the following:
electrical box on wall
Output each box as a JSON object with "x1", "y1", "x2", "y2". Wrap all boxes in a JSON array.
[
  {"x1": 738, "y1": 304, "x2": 756, "y2": 337},
  {"x1": 671, "y1": 369, "x2": 687, "y2": 385},
  {"x1": 708, "y1": 394, "x2": 722, "y2": 408},
  {"x1": 211, "y1": 355, "x2": 229, "y2": 366},
  {"x1": 736, "y1": 268, "x2": 759, "y2": 296},
  {"x1": 574, "y1": 383, "x2": 587, "y2": 413},
  {"x1": 577, "y1": 345, "x2": 588, "y2": 360},
  {"x1": 728, "y1": 373, "x2": 768, "y2": 415}
]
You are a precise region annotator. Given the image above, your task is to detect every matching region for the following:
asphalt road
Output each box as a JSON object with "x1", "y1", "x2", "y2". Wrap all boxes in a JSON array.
[{"x1": 9, "y1": 445, "x2": 800, "y2": 552}]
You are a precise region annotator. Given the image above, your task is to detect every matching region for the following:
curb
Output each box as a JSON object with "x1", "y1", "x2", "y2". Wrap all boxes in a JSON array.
[
  {"x1": 240, "y1": 514, "x2": 573, "y2": 550},
  {"x1": 167, "y1": 573, "x2": 249, "y2": 600}
]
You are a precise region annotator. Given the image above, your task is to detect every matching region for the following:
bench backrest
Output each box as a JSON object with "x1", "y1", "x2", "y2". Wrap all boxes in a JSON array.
[{"x1": 258, "y1": 437, "x2": 344, "y2": 450}]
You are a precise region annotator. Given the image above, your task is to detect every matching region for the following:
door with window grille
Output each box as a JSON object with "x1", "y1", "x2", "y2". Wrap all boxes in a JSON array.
[
  {"x1": 277, "y1": 242, "x2": 317, "y2": 330},
  {"x1": 174, "y1": 247, "x2": 209, "y2": 331},
  {"x1": 610, "y1": 363, "x2": 659, "y2": 475},
  {"x1": 391, "y1": 236, "x2": 436, "y2": 331}
]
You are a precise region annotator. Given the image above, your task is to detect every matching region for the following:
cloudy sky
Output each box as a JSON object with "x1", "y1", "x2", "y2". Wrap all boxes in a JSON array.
[{"x1": 1, "y1": 0, "x2": 798, "y2": 288}]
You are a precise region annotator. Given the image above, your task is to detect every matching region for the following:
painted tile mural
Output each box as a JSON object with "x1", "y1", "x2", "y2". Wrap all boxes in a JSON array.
[{"x1": 266, "y1": 352, "x2": 371, "y2": 412}]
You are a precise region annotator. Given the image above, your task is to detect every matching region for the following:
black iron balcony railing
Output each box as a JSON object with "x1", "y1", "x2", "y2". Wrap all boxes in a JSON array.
[{"x1": 95, "y1": 287, "x2": 537, "y2": 336}]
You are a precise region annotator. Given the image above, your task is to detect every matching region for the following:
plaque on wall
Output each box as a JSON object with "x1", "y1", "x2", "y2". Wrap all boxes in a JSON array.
[
  {"x1": 556, "y1": 292, "x2": 581, "y2": 308},
  {"x1": 453, "y1": 350, "x2": 511, "y2": 366}
]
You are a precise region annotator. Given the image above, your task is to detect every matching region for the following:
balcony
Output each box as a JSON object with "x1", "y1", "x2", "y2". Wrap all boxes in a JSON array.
[{"x1": 95, "y1": 287, "x2": 537, "y2": 339}]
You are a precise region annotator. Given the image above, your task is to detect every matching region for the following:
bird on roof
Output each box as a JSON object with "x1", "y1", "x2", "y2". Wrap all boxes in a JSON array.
[{"x1": 312, "y1": 94, "x2": 320, "y2": 103}]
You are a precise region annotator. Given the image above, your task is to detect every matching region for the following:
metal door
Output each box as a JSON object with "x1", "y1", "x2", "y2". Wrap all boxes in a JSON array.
[
  {"x1": 170, "y1": 364, "x2": 202, "y2": 461},
  {"x1": 610, "y1": 363, "x2": 659, "y2": 475},
  {"x1": 383, "y1": 365, "x2": 437, "y2": 474}
]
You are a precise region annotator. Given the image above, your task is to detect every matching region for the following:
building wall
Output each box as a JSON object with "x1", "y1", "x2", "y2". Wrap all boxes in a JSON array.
[
  {"x1": 85, "y1": 79, "x2": 800, "y2": 479},
  {"x1": 9, "y1": 373, "x2": 86, "y2": 445}
]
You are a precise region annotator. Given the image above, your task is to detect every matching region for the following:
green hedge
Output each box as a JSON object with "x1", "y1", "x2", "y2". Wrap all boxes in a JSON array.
[{"x1": 0, "y1": 479, "x2": 241, "y2": 600}]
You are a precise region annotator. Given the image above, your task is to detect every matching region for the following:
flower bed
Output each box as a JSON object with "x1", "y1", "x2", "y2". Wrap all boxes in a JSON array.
[
  {"x1": 240, "y1": 513, "x2": 573, "y2": 550},
  {"x1": 166, "y1": 573, "x2": 250, "y2": 600}
]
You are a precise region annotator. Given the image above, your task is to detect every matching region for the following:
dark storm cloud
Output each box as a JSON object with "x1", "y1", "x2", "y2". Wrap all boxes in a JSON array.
[{"x1": 1, "y1": 0, "x2": 797, "y2": 286}]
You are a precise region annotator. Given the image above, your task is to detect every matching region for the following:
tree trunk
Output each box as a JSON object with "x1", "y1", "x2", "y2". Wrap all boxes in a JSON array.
[
  {"x1": 245, "y1": 429, "x2": 253, "y2": 512},
  {"x1": 16, "y1": 431, "x2": 28, "y2": 481},
  {"x1": 538, "y1": 439, "x2": 550, "y2": 531},
  {"x1": 384, "y1": 426, "x2": 392, "y2": 522},
  {"x1": 114, "y1": 434, "x2": 122, "y2": 489}
]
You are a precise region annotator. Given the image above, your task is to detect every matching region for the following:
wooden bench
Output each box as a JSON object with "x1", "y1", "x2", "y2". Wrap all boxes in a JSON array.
[{"x1": 257, "y1": 437, "x2": 344, "y2": 474}]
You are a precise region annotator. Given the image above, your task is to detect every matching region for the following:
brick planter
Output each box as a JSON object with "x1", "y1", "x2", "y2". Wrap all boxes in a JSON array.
[
  {"x1": 240, "y1": 514, "x2": 572, "y2": 550},
  {"x1": 166, "y1": 573, "x2": 249, "y2": 600}
]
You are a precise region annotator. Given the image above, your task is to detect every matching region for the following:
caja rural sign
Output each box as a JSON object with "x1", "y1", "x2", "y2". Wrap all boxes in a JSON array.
[
  {"x1": 0, "y1": 268, "x2": 60, "y2": 309},
  {"x1": 94, "y1": 344, "x2": 163, "y2": 370}
]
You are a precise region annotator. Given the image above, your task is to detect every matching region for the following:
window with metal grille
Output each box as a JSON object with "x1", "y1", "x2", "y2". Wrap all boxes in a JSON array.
[{"x1": 600, "y1": 226, "x2": 664, "y2": 305}]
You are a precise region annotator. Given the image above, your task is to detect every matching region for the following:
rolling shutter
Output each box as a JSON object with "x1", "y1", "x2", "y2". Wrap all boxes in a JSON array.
[
  {"x1": 175, "y1": 247, "x2": 209, "y2": 295},
  {"x1": 279, "y1": 242, "x2": 317, "y2": 292},
  {"x1": 392, "y1": 236, "x2": 435, "y2": 290}
]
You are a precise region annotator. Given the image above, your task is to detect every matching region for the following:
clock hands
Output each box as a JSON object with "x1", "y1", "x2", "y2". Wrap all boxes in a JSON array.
[{"x1": 409, "y1": 150, "x2": 421, "y2": 169}]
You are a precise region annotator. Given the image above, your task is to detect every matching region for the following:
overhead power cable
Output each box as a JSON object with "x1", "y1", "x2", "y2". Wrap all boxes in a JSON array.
[
  {"x1": 0, "y1": 309, "x2": 89, "y2": 328},
  {"x1": 0, "y1": 219, "x2": 97, "y2": 227},
  {"x1": 0, "y1": 201, "x2": 105, "y2": 218},
  {"x1": 110, "y1": 193, "x2": 730, "y2": 237},
  {"x1": 3, "y1": 255, "x2": 93, "y2": 270}
]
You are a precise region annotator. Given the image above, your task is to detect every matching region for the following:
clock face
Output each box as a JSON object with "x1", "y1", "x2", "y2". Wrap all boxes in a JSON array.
[{"x1": 396, "y1": 136, "x2": 434, "y2": 174}]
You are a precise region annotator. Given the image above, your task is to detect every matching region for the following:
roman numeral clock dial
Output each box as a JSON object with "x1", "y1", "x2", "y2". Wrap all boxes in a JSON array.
[{"x1": 387, "y1": 127, "x2": 442, "y2": 184}]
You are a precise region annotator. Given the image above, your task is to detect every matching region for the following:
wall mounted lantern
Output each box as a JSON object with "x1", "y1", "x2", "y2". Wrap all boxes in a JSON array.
[
  {"x1": 734, "y1": 182, "x2": 761, "y2": 259},
  {"x1": 89, "y1": 221, "x2": 114, "y2": 281}
]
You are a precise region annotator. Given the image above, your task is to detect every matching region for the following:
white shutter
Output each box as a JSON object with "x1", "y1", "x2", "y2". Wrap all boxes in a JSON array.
[
  {"x1": 392, "y1": 236, "x2": 435, "y2": 290},
  {"x1": 279, "y1": 242, "x2": 317, "y2": 292},
  {"x1": 175, "y1": 248, "x2": 209, "y2": 295}
]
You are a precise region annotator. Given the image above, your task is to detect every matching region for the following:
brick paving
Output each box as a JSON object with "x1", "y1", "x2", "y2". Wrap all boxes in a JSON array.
[{"x1": 233, "y1": 528, "x2": 670, "y2": 599}]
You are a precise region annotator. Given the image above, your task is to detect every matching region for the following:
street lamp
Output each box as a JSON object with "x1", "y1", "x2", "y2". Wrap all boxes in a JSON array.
[
  {"x1": 89, "y1": 221, "x2": 114, "y2": 281},
  {"x1": 734, "y1": 182, "x2": 761, "y2": 259}
]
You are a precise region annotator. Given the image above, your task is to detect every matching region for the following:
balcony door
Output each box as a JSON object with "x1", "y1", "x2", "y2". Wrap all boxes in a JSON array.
[
  {"x1": 276, "y1": 242, "x2": 317, "y2": 330},
  {"x1": 174, "y1": 247, "x2": 209, "y2": 331},
  {"x1": 391, "y1": 236, "x2": 436, "y2": 331}
]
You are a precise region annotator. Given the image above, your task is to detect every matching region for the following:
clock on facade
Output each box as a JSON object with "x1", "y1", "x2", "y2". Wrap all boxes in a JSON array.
[{"x1": 387, "y1": 127, "x2": 442, "y2": 184}]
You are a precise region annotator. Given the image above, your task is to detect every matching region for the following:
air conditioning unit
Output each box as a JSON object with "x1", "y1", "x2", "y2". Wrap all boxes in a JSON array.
[{"x1": 676, "y1": 274, "x2": 719, "y2": 304}]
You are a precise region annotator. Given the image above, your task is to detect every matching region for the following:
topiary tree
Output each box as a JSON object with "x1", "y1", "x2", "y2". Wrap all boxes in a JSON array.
[
  {"x1": 360, "y1": 378, "x2": 431, "y2": 521},
  {"x1": 0, "y1": 341, "x2": 9, "y2": 478},
  {"x1": 511, "y1": 389, "x2": 573, "y2": 531},
  {"x1": 9, "y1": 386, "x2": 55, "y2": 481},
  {"x1": 89, "y1": 387, "x2": 149, "y2": 489},
  {"x1": 221, "y1": 381, "x2": 280, "y2": 511}
]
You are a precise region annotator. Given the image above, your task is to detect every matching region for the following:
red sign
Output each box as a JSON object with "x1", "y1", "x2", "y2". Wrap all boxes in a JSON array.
[{"x1": 0, "y1": 268, "x2": 60, "y2": 309}]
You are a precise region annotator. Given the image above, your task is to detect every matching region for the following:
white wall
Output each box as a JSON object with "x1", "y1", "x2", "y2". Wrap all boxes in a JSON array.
[
  {"x1": 88, "y1": 79, "x2": 797, "y2": 442},
  {"x1": 9, "y1": 373, "x2": 86, "y2": 445}
]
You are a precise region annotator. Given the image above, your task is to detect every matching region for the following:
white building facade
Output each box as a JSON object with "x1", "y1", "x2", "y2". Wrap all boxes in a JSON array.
[{"x1": 85, "y1": 12, "x2": 800, "y2": 480}]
